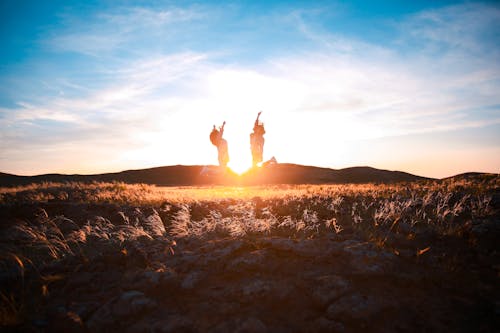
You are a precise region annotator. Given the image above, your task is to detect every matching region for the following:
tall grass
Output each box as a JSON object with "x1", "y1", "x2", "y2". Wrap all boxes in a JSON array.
[{"x1": 0, "y1": 175, "x2": 498, "y2": 327}]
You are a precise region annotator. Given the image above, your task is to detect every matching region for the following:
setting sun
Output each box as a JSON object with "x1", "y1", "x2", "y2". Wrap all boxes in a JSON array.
[
  {"x1": 228, "y1": 160, "x2": 250, "y2": 175},
  {"x1": 226, "y1": 133, "x2": 253, "y2": 174}
]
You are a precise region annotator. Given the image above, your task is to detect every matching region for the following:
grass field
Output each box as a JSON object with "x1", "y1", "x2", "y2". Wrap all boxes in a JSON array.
[{"x1": 1, "y1": 175, "x2": 499, "y2": 332}]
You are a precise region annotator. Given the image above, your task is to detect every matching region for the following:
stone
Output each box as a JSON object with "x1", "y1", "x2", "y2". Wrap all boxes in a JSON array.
[
  {"x1": 86, "y1": 291, "x2": 157, "y2": 331},
  {"x1": 242, "y1": 280, "x2": 271, "y2": 297},
  {"x1": 153, "y1": 315, "x2": 194, "y2": 333},
  {"x1": 181, "y1": 271, "x2": 202, "y2": 289},
  {"x1": 326, "y1": 294, "x2": 381, "y2": 320},
  {"x1": 126, "y1": 268, "x2": 178, "y2": 291},
  {"x1": 312, "y1": 275, "x2": 351, "y2": 307},
  {"x1": 235, "y1": 317, "x2": 267, "y2": 333},
  {"x1": 86, "y1": 300, "x2": 114, "y2": 331},
  {"x1": 226, "y1": 250, "x2": 266, "y2": 271},
  {"x1": 112, "y1": 290, "x2": 157, "y2": 317},
  {"x1": 308, "y1": 317, "x2": 345, "y2": 333},
  {"x1": 342, "y1": 240, "x2": 396, "y2": 273}
]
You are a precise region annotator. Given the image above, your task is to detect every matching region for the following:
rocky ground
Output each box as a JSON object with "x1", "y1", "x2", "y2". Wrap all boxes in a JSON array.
[{"x1": 0, "y1": 181, "x2": 499, "y2": 332}]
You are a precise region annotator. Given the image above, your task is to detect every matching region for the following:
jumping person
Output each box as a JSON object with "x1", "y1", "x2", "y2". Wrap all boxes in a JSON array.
[
  {"x1": 250, "y1": 111, "x2": 265, "y2": 167},
  {"x1": 210, "y1": 121, "x2": 229, "y2": 168}
]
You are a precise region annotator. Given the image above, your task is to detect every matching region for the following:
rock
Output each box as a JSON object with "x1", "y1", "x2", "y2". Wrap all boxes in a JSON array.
[
  {"x1": 226, "y1": 250, "x2": 266, "y2": 271},
  {"x1": 242, "y1": 280, "x2": 272, "y2": 297},
  {"x1": 68, "y1": 301, "x2": 100, "y2": 321},
  {"x1": 123, "y1": 243, "x2": 150, "y2": 268},
  {"x1": 342, "y1": 240, "x2": 396, "y2": 273},
  {"x1": 112, "y1": 290, "x2": 157, "y2": 317},
  {"x1": 397, "y1": 222, "x2": 412, "y2": 234},
  {"x1": 341, "y1": 240, "x2": 377, "y2": 257},
  {"x1": 201, "y1": 239, "x2": 244, "y2": 258},
  {"x1": 152, "y1": 315, "x2": 194, "y2": 333},
  {"x1": 125, "y1": 319, "x2": 153, "y2": 333},
  {"x1": 471, "y1": 219, "x2": 490, "y2": 235},
  {"x1": 260, "y1": 238, "x2": 318, "y2": 256},
  {"x1": 175, "y1": 251, "x2": 202, "y2": 270},
  {"x1": 181, "y1": 271, "x2": 202, "y2": 289},
  {"x1": 470, "y1": 219, "x2": 500, "y2": 251},
  {"x1": 86, "y1": 300, "x2": 114, "y2": 331},
  {"x1": 125, "y1": 315, "x2": 194, "y2": 333},
  {"x1": 143, "y1": 270, "x2": 161, "y2": 285},
  {"x1": 312, "y1": 275, "x2": 351, "y2": 307},
  {"x1": 326, "y1": 294, "x2": 382, "y2": 321},
  {"x1": 126, "y1": 268, "x2": 178, "y2": 291},
  {"x1": 260, "y1": 238, "x2": 341, "y2": 257},
  {"x1": 87, "y1": 291, "x2": 156, "y2": 331},
  {"x1": 235, "y1": 317, "x2": 267, "y2": 333},
  {"x1": 490, "y1": 192, "x2": 500, "y2": 209},
  {"x1": 308, "y1": 317, "x2": 345, "y2": 333},
  {"x1": 64, "y1": 272, "x2": 96, "y2": 291}
]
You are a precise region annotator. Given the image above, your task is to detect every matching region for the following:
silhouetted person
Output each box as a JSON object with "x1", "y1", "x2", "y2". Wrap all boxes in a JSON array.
[
  {"x1": 210, "y1": 121, "x2": 229, "y2": 168},
  {"x1": 250, "y1": 111, "x2": 265, "y2": 167}
]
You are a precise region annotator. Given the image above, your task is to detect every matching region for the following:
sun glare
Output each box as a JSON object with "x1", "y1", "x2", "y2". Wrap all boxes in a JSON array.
[
  {"x1": 224, "y1": 127, "x2": 254, "y2": 174},
  {"x1": 228, "y1": 157, "x2": 251, "y2": 175}
]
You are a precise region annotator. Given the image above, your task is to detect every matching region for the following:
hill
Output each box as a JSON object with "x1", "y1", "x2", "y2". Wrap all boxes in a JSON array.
[
  {"x1": 242, "y1": 164, "x2": 430, "y2": 185},
  {"x1": 0, "y1": 164, "x2": 431, "y2": 187}
]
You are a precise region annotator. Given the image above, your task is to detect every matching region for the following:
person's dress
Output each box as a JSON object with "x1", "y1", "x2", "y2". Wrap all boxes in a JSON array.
[{"x1": 218, "y1": 138, "x2": 229, "y2": 167}]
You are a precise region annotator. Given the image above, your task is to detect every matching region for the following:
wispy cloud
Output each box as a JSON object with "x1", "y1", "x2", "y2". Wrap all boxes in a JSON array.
[
  {"x1": 46, "y1": 6, "x2": 205, "y2": 56},
  {"x1": 282, "y1": 3, "x2": 500, "y2": 133},
  {"x1": 1, "y1": 2, "x2": 499, "y2": 176},
  {"x1": 402, "y1": 3, "x2": 500, "y2": 54}
]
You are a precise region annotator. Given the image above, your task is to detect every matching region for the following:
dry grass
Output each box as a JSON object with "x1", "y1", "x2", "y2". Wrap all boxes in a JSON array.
[
  {"x1": 0, "y1": 175, "x2": 498, "y2": 328},
  {"x1": 1, "y1": 174, "x2": 498, "y2": 204},
  {"x1": 1, "y1": 176, "x2": 497, "y2": 241}
]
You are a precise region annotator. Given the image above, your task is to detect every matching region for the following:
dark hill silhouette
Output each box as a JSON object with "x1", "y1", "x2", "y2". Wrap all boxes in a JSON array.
[
  {"x1": 0, "y1": 164, "x2": 432, "y2": 187},
  {"x1": 242, "y1": 164, "x2": 430, "y2": 185},
  {"x1": 441, "y1": 172, "x2": 499, "y2": 181}
]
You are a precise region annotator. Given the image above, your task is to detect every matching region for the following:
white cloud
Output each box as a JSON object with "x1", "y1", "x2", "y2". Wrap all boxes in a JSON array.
[
  {"x1": 2, "y1": 2, "x2": 499, "y2": 176},
  {"x1": 402, "y1": 3, "x2": 500, "y2": 53},
  {"x1": 46, "y1": 6, "x2": 205, "y2": 56}
]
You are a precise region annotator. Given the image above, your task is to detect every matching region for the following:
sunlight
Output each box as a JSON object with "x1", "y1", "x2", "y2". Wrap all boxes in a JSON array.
[{"x1": 227, "y1": 151, "x2": 252, "y2": 174}]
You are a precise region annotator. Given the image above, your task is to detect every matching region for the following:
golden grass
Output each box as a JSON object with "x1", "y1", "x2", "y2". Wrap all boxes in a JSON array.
[
  {"x1": 1, "y1": 175, "x2": 498, "y2": 205},
  {"x1": 1, "y1": 175, "x2": 498, "y2": 329}
]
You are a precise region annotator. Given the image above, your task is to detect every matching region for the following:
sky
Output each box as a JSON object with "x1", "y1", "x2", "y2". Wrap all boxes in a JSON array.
[{"x1": 0, "y1": 0, "x2": 499, "y2": 178}]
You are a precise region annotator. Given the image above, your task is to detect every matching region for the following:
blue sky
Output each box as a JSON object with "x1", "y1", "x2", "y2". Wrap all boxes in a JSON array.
[{"x1": 0, "y1": 0, "x2": 499, "y2": 177}]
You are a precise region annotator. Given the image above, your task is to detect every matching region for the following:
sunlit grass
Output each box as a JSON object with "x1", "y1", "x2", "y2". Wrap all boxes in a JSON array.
[
  {"x1": 1, "y1": 175, "x2": 498, "y2": 205},
  {"x1": 1, "y1": 174, "x2": 498, "y2": 330}
]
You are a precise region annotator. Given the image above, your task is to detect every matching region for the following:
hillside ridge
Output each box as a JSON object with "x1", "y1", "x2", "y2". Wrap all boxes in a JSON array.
[{"x1": 0, "y1": 164, "x2": 438, "y2": 187}]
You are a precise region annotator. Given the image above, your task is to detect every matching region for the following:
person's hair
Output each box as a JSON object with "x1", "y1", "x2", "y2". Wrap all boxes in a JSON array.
[{"x1": 210, "y1": 128, "x2": 220, "y2": 146}]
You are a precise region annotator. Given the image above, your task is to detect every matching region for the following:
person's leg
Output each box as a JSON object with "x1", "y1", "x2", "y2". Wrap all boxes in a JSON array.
[{"x1": 219, "y1": 139, "x2": 229, "y2": 167}]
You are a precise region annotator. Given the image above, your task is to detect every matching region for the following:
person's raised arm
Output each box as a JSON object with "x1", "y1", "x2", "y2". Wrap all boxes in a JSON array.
[
  {"x1": 254, "y1": 111, "x2": 262, "y2": 128},
  {"x1": 220, "y1": 121, "x2": 226, "y2": 135}
]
